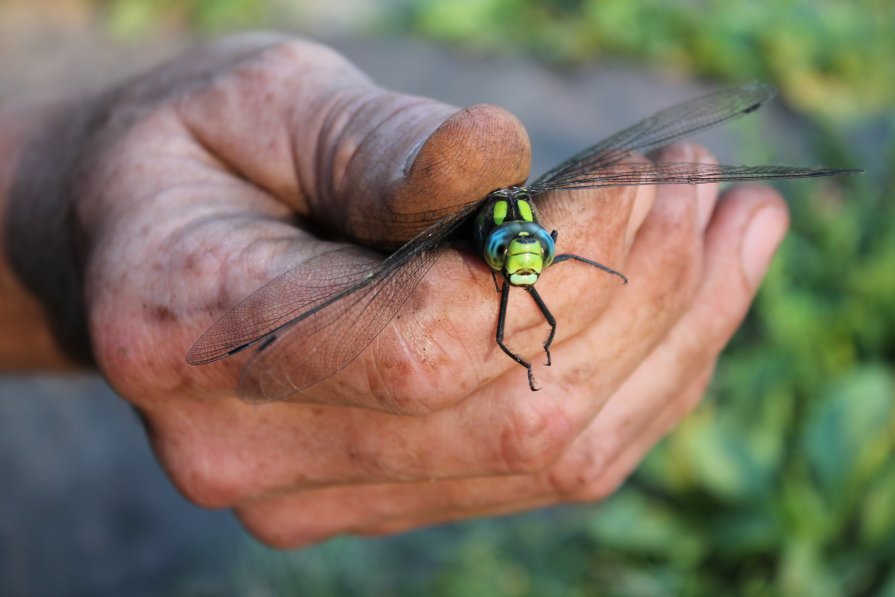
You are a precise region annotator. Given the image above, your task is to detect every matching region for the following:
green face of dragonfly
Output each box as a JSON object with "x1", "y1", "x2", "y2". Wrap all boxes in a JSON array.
[
  {"x1": 482, "y1": 196, "x2": 556, "y2": 287},
  {"x1": 504, "y1": 235, "x2": 547, "y2": 286}
]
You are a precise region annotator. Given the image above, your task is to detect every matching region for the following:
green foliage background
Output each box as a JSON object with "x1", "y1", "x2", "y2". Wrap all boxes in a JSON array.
[{"x1": 96, "y1": 0, "x2": 894, "y2": 594}]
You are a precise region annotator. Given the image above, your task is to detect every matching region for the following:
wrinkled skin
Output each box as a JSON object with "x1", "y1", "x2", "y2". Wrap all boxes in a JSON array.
[{"x1": 0, "y1": 34, "x2": 789, "y2": 547}]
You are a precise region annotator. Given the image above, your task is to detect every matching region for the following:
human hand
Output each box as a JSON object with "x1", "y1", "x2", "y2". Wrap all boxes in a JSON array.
[{"x1": 4, "y1": 33, "x2": 789, "y2": 547}]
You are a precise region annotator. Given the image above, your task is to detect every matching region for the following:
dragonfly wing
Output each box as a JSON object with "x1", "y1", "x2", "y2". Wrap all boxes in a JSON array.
[
  {"x1": 186, "y1": 246, "x2": 384, "y2": 366},
  {"x1": 531, "y1": 161, "x2": 863, "y2": 192},
  {"x1": 235, "y1": 243, "x2": 446, "y2": 403},
  {"x1": 233, "y1": 202, "x2": 482, "y2": 403},
  {"x1": 530, "y1": 82, "x2": 777, "y2": 192}
]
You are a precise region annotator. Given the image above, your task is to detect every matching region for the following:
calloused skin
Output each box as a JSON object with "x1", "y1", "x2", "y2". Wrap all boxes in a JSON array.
[{"x1": 0, "y1": 34, "x2": 790, "y2": 547}]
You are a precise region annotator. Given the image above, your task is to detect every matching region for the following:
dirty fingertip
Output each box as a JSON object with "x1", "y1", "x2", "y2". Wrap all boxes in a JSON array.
[{"x1": 395, "y1": 104, "x2": 532, "y2": 216}]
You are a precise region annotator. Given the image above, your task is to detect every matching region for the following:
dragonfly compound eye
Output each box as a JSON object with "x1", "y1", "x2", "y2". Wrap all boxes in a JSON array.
[{"x1": 484, "y1": 225, "x2": 517, "y2": 271}]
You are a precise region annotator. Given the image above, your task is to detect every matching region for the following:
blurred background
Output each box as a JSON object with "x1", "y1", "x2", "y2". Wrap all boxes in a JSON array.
[{"x1": 0, "y1": 0, "x2": 892, "y2": 595}]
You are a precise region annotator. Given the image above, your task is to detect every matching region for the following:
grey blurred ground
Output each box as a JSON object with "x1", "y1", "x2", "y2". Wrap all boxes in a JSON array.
[{"x1": 0, "y1": 11, "x2": 788, "y2": 597}]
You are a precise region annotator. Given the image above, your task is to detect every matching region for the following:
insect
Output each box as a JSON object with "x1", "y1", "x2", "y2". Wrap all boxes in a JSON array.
[{"x1": 186, "y1": 82, "x2": 861, "y2": 401}]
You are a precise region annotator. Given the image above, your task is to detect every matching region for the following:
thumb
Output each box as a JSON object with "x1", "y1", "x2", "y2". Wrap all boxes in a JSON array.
[
  {"x1": 175, "y1": 35, "x2": 531, "y2": 246},
  {"x1": 342, "y1": 102, "x2": 532, "y2": 245}
]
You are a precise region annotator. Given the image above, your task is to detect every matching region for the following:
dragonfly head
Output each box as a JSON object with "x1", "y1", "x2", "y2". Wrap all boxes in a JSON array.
[{"x1": 483, "y1": 221, "x2": 556, "y2": 287}]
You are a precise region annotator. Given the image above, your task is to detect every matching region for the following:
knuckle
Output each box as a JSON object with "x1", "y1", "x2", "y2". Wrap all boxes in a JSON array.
[
  {"x1": 172, "y1": 466, "x2": 243, "y2": 510},
  {"x1": 566, "y1": 450, "x2": 638, "y2": 503},
  {"x1": 497, "y1": 401, "x2": 577, "y2": 474},
  {"x1": 691, "y1": 142, "x2": 718, "y2": 165},
  {"x1": 236, "y1": 501, "x2": 339, "y2": 549},
  {"x1": 654, "y1": 140, "x2": 699, "y2": 163},
  {"x1": 570, "y1": 470, "x2": 628, "y2": 503},
  {"x1": 176, "y1": 473, "x2": 241, "y2": 510},
  {"x1": 155, "y1": 436, "x2": 248, "y2": 509},
  {"x1": 544, "y1": 443, "x2": 608, "y2": 496}
]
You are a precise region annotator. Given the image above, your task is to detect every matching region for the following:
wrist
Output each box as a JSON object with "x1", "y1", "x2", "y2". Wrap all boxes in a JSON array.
[{"x1": 0, "y1": 95, "x2": 95, "y2": 369}]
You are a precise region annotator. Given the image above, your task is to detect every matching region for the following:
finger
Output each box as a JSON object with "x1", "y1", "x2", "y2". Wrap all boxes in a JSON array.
[
  {"x1": 370, "y1": 364, "x2": 707, "y2": 533},
  {"x1": 233, "y1": 361, "x2": 717, "y2": 548},
  {"x1": 556, "y1": 182, "x2": 789, "y2": 499},
  {"x1": 693, "y1": 145, "x2": 721, "y2": 232},
  {"x1": 235, "y1": 477, "x2": 555, "y2": 547},
  {"x1": 570, "y1": 362, "x2": 715, "y2": 502},
  {"x1": 647, "y1": 142, "x2": 720, "y2": 232},
  {"x1": 174, "y1": 35, "x2": 530, "y2": 246}
]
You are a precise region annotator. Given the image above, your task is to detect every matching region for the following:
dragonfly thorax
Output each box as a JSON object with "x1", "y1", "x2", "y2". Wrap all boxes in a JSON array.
[{"x1": 475, "y1": 188, "x2": 556, "y2": 287}]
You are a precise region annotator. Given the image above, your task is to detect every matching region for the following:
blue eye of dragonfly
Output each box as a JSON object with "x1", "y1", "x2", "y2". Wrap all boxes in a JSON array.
[{"x1": 187, "y1": 82, "x2": 862, "y2": 401}]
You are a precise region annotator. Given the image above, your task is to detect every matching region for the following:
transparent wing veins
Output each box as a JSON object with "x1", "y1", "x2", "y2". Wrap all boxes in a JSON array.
[
  {"x1": 530, "y1": 82, "x2": 778, "y2": 193},
  {"x1": 186, "y1": 203, "x2": 480, "y2": 401},
  {"x1": 532, "y1": 161, "x2": 863, "y2": 192}
]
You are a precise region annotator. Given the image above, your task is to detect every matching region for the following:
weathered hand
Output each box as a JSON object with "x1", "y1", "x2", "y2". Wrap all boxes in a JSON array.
[{"x1": 2, "y1": 34, "x2": 788, "y2": 547}]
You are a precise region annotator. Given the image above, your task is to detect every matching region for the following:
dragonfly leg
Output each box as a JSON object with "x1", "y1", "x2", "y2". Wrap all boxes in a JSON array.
[
  {"x1": 553, "y1": 253, "x2": 628, "y2": 284},
  {"x1": 526, "y1": 286, "x2": 556, "y2": 366},
  {"x1": 496, "y1": 280, "x2": 539, "y2": 391},
  {"x1": 491, "y1": 270, "x2": 502, "y2": 293}
]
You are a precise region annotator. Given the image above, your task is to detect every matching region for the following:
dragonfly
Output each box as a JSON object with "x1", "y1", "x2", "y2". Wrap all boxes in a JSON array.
[{"x1": 186, "y1": 82, "x2": 861, "y2": 402}]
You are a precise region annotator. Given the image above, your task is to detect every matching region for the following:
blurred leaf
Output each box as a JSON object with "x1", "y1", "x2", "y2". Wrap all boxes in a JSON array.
[
  {"x1": 780, "y1": 475, "x2": 835, "y2": 544},
  {"x1": 859, "y1": 461, "x2": 895, "y2": 546},
  {"x1": 880, "y1": 569, "x2": 895, "y2": 597},
  {"x1": 678, "y1": 409, "x2": 773, "y2": 502},
  {"x1": 188, "y1": 0, "x2": 264, "y2": 33},
  {"x1": 103, "y1": 0, "x2": 161, "y2": 38},
  {"x1": 708, "y1": 508, "x2": 781, "y2": 557},
  {"x1": 100, "y1": 0, "x2": 265, "y2": 37},
  {"x1": 802, "y1": 367, "x2": 895, "y2": 511},
  {"x1": 433, "y1": 540, "x2": 534, "y2": 597},
  {"x1": 778, "y1": 538, "x2": 841, "y2": 596},
  {"x1": 395, "y1": 0, "x2": 895, "y2": 121},
  {"x1": 587, "y1": 488, "x2": 705, "y2": 562}
]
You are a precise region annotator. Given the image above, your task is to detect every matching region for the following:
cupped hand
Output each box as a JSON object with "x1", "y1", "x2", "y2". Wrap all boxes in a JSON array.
[{"x1": 24, "y1": 34, "x2": 789, "y2": 547}]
